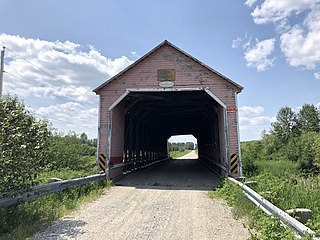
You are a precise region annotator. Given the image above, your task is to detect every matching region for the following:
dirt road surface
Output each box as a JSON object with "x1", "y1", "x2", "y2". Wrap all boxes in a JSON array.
[
  {"x1": 177, "y1": 150, "x2": 198, "y2": 159},
  {"x1": 29, "y1": 159, "x2": 250, "y2": 240}
]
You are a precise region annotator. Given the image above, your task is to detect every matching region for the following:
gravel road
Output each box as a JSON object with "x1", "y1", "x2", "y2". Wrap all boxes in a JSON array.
[
  {"x1": 177, "y1": 150, "x2": 198, "y2": 159},
  {"x1": 29, "y1": 159, "x2": 250, "y2": 240}
]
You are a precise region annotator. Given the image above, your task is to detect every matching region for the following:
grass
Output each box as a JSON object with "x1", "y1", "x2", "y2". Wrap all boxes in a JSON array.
[
  {"x1": 255, "y1": 159, "x2": 299, "y2": 176},
  {"x1": 0, "y1": 166, "x2": 111, "y2": 240},
  {"x1": 169, "y1": 150, "x2": 192, "y2": 159},
  {"x1": 209, "y1": 160, "x2": 320, "y2": 239}
]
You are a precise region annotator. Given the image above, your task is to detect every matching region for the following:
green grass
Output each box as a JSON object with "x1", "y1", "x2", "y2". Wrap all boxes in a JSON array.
[
  {"x1": 169, "y1": 150, "x2": 192, "y2": 159},
  {"x1": 209, "y1": 160, "x2": 320, "y2": 239},
  {"x1": 251, "y1": 173, "x2": 320, "y2": 233},
  {"x1": 0, "y1": 167, "x2": 111, "y2": 240},
  {"x1": 255, "y1": 159, "x2": 299, "y2": 177}
]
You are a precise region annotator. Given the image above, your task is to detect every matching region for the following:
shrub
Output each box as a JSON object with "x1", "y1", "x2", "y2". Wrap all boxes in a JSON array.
[{"x1": 0, "y1": 95, "x2": 51, "y2": 194}]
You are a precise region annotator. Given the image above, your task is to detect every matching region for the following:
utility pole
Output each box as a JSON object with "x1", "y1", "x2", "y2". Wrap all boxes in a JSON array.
[{"x1": 0, "y1": 46, "x2": 5, "y2": 98}]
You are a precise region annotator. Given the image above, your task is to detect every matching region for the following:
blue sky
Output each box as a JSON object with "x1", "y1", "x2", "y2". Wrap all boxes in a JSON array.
[{"x1": 0, "y1": 0, "x2": 320, "y2": 142}]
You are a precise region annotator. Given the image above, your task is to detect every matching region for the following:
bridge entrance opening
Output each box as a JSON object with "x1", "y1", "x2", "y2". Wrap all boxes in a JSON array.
[
  {"x1": 109, "y1": 89, "x2": 228, "y2": 181},
  {"x1": 168, "y1": 134, "x2": 197, "y2": 159}
]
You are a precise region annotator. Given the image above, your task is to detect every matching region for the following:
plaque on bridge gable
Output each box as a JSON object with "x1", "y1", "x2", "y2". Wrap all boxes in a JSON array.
[{"x1": 157, "y1": 69, "x2": 175, "y2": 82}]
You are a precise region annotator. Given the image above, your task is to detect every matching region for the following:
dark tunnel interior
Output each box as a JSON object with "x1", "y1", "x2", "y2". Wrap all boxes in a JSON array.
[{"x1": 120, "y1": 90, "x2": 226, "y2": 175}]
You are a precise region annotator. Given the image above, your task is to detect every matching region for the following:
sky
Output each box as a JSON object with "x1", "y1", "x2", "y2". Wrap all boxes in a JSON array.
[{"x1": 0, "y1": 0, "x2": 320, "y2": 143}]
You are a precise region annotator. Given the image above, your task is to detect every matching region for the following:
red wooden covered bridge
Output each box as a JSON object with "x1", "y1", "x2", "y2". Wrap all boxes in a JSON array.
[{"x1": 94, "y1": 40, "x2": 243, "y2": 179}]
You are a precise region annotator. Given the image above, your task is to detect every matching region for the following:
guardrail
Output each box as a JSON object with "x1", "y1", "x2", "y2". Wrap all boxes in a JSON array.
[
  {"x1": 228, "y1": 177, "x2": 318, "y2": 239},
  {"x1": 0, "y1": 173, "x2": 107, "y2": 208}
]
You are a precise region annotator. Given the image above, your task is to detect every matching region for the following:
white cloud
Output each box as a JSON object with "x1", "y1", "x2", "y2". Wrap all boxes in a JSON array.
[
  {"x1": 245, "y1": 1, "x2": 320, "y2": 71},
  {"x1": 244, "y1": 38, "x2": 275, "y2": 71},
  {"x1": 1, "y1": 33, "x2": 134, "y2": 102},
  {"x1": 243, "y1": 0, "x2": 320, "y2": 73},
  {"x1": 232, "y1": 37, "x2": 243, "y2": 48},
  {"x1": 232, "y1": 33, "x2": 252, "y2": 50},
  {"x1": 35, "y1": 102, "x2": 98, "y2": 138},
  {"x1": 238, "y1": 105, "x2": 276, "y2": 141},
  {"x1": 244, "y1": 0, "x2": 257, "y2": 7},
  {"x1": 239, "y1": 106, "x2": 265, "y2": 116},
  {"x1": 314, "y1": 72, "x2": 320, "y2": 79},
  {"x1": 250, "y1": 0, "x2": 318, "y2": 25},
  {"x1": 280, "y1": 7, "x2": 320, "y2": 69},
  {"x1": 0, "y1": 33, "x2": 134, "y2": 138}
]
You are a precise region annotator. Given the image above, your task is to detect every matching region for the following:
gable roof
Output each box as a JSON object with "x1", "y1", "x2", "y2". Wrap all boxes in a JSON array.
[{"x1": 93, "y1": 40, "x2": 243, "y2": 93}]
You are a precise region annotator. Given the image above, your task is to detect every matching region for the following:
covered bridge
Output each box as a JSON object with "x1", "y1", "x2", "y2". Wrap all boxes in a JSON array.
[{"x1": 94, "y1": 40, "x2": 243, "y2": 179}]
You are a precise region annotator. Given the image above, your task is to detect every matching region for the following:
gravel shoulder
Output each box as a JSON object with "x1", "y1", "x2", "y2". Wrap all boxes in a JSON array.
[{"x1": 29, "y1": 160, "x2": 250, "y2": 240}]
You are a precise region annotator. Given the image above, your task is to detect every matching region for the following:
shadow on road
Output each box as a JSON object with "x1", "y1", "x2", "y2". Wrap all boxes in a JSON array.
[
  {"x1": 115, "y1": 159, "x2": 220, "y2": 191},
  {"x1": 29, "y1": 219, "x2": 87, "y2": 240}
]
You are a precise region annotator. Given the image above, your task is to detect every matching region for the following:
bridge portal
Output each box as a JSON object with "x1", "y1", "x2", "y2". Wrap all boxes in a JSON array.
[{"x1": 94, "y1": 40, "x2": 243, "y2": 179}]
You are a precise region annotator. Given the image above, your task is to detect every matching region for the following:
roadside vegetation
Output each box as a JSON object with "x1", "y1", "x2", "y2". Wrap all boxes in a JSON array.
[
  {"x1": 0, "y1": 95, "x2": 108, "y2": 239},
  {"x1": 210, "y1": 103, "x2": 320, "y2": 239},
  {"x1": 168, "y1": 142, "x2": 195, "y2": 159}
]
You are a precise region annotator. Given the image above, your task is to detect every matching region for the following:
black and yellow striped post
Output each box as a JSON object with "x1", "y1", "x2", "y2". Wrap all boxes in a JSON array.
[
  {"x1": 98, "y1": 153, "x2": 107, "y2": 173},
  {"x1": 230, "y1": 153, "x2": 239, "y2": 175}
]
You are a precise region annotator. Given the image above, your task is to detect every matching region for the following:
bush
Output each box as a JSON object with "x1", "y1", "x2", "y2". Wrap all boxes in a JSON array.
[
  {"x1": 47, "y1": 134, "x2": 96, "y2": 171},
  {"x1": 241, "y1": 141, "x2": 264, "y2": 176},
  {"x1": 297, "y1": 132, "x2": 320, "y2": 173},
  {"x1": 0, "y1": 95, "x2": 51, "y2": 194}
]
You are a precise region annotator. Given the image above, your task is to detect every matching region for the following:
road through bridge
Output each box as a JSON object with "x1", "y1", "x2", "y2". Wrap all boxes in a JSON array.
[{"x1": 30, "y1": 156, "x2": 250, "y2": 240}]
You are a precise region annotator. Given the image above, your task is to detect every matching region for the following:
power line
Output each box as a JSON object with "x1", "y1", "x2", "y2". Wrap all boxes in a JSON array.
[
  {"x1": 1, "y1": 44, "x2": 98, "y2": 132},
  {"x1": 5, "y1": 46, "x2": 57, "y2": 79},
  {"x1": 1, "y1": 45, "x2": 94, "y2": 102},
  {"x1": 3, "y1": 70, "x2": 30, "y2": 84},
  {"x1": 34, "y1": 112, "x2": 97, "y2": 131}
]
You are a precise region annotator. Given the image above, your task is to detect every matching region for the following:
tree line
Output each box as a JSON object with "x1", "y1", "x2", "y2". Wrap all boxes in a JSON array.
[
  {"x1": 242, "y1": 103, "x2": 320, "y2": 176},
  {"x1": 0, "y1": 95, "x2": 97, "y2": 195},
  {"x1": 168, "y1": 142, "x2": 195, "y2": 152}
]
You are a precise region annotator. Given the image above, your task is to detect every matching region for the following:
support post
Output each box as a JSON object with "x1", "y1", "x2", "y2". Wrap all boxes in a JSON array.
[{"x1": 0, "y1": 47, "x2": 5, "y2": 97}]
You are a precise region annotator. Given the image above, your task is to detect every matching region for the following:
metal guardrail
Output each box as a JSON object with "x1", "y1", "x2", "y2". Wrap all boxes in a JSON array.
[
  {"x1": 228, "y1": 177, "x2": 318, "y2": 239},
  {"x1": 0, "y1": 173, "x2": 107, "y2": 208}
]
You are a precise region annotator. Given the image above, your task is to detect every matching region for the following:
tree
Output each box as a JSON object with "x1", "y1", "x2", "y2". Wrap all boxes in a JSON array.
[
  {"x1": 80, "y1": 132, "x2": 88, "y2": 143},
  {"x1": 47, "y1": 133, "x2": 96, "y2": 170},
  {"x1": 297, "y1": 132, "x2": 320, "y2": 173},
  {"x1": 296, "y1": 104, "x2": 320, "y2": 133},
  {"x1": 271, "y1": 107, "x2": 297, "y2": 145},
  {"x1": 0, "y1": 95, "x2": 51, "y2": 194}
]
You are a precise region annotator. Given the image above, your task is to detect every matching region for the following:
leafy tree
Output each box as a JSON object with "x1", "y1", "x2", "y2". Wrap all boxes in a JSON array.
[
  {"x1": 241, "y1": 140, "x2": 263, "y2": 176},
  {"x1": 261, "y1": 130, "x2": 277, "y2": 159},
  {"x1": 297, "y1": 132, "x2": 320, "y2": 173},
  {"x1": 168, "y1": 142, "x2": 195, "y2": 151},
  {"x1": 80, "y1": 132, "x2": 88, "y2": 143},
  {"x1": 313, "y1": 135, "x2": 320, "y2": 169},
  {"x1": 185, "y1": 142, "x2": 195, "y2": 150},
  {"x1": 271, "y1": 107, "x2": 297, "y2": 145},
  {"x1": 48, "y1": 133, "x2": 96, "y2": 170},
  {"x1": 296, "y1": 104, "x2": 320, "y2": 133},
  {"x1": 0, "y1": 95, "x2": 51, "y2": 194}
]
